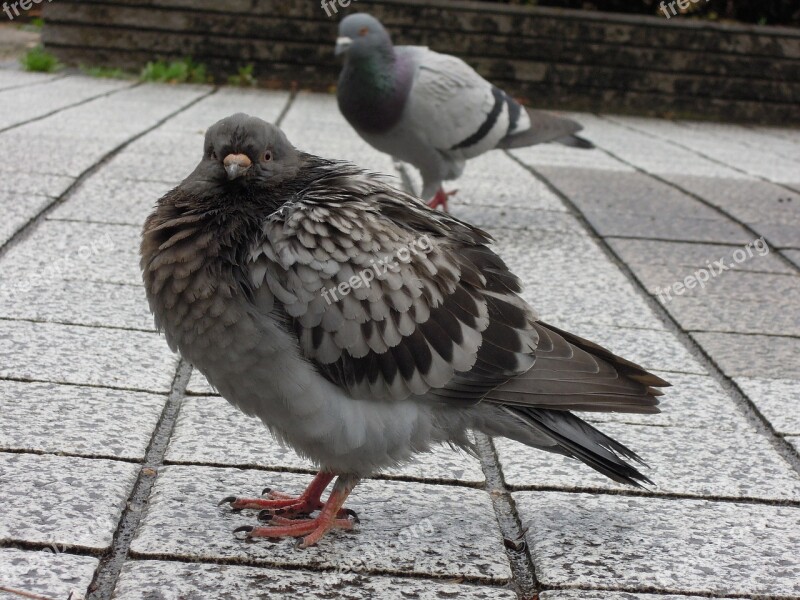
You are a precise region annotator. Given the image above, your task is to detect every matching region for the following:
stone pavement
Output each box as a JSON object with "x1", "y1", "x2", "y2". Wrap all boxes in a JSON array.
[{"x1": 0, "y1": 70, "x2": 798, "y2": 600}]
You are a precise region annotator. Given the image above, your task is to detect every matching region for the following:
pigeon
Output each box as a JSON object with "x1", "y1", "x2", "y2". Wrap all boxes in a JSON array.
[
  {"x1": 335, "y1": 13, "x2": 594, "y2": 211},
  {"x1": 141, "y1": 113, "x2": 668, "y2": 548}
]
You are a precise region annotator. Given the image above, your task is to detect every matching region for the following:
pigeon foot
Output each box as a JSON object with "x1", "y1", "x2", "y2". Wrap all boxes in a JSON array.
[
  {"x1": 219, "y1": 471, "x2": 334, "y2": 512},
  {"x1": 231, "y1": 475, "x2": 359, "y2": 547},
  {"x1": 428, "y1": 188, "x2": 458, "y2": 212}
]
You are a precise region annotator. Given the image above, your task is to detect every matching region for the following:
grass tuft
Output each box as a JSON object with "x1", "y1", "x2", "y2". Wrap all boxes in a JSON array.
[
  {"x1": 227, "y1": 64, "x2": 257, "y2": 87},
  {"x1": 140, "y1": 58, "x2": 211, "y2": 84},
  {"x1": 20, "y1": 46, "x2": 61, "y2": 73}
]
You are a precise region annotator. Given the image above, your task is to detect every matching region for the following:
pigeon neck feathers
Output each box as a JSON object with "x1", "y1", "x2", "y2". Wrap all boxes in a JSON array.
[{"x1": 338, "y1": 48, "x2": 413, "y2": 135}]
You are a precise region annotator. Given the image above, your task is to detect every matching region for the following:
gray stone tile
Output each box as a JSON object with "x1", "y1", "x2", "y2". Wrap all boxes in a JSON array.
[
  {"x1": 0, "y1": 76, "x2": 130, "y2": 129},
  {"x1": 0, "y1": 71, "x2": 61, "y2": 90},
  {"x1": 495, "y1": 423, "x2": 800, "y2": 501},
  {"x1": 648, "y1": 269, "x2": 800, "y2": 302},
  {"x1": 0, "y1": 547, "x2": 98, "y2": 600},
  {"x1": 580, "y1": 371, "x2": 748, "y2": 431},
  {"x1": 0, "y1": 171, "x2": 74, "y2": 197},
  {"x1": 0, "y1": 380, "x2": 165, "y2": 459},
  {"x1": 441, "y1": 151, "x2": 569, "y2": 212},
  {"x1": 515, "y1": 491, "x2": 800, "y2": 596},
  {"x1": 0, "y1": 220, "x2": 142, "y2": 287},
  {"x1": 691, "y1": 332, "x2": 800, "y2": 379},
  {"x1": 0, "y1": 279, "x2": 153, "y2": 331},
  {"x1": 490, "y1": 227, "x2": 609, "y2": 264},
  {"x1": 535, "y1": 167, "x2": 720, "y2": 218},
  {"x1": 449, "y1": 205, "x2": 584, "y2": 233},
  {"x1": 510, "y1": 143, "x2": 634, "y2": 172},
  {"x1": 783, "y1": 249, "x2": 800, "y2": 269},
  {"x1": 567, "y1": 324, "x2": 706, "y2": 375},
  {"x1": 583, "y1": 210, "x2": 754, "y2": 245},
  {"x1": 97, "y1": 151, "x2": 201, "y2": 184},
  {"x1": 540, "y1": 592, "x2": 720, "y2": 600},
  {"x1": 0, "y1": 191, "x2": 51, "y2": 247},
  {"x1": 0, "y1": 453, "x2": 138, "y2": 549},
  {"x1": 607, "y1": 237, "x2": 794, "y2": 275},
  {"x1": 49, "y1": 176, "x2": 173, "y2": 227},
  {"x1": 734, "y1": 377, "x2": 800, "y2": 435},
  {"x1": 655, "y1": 294, "x2": 800, "y2": 337},
  {"x1": 660, "y1": 175, "x2": 800, "y2": 228},
  {"x1": 130, "y1": 465, "x2": 511, "y2": 581},
  {"x1": 788, "y1": 436, "x2": 800, "y2": 455},
  {"x1": 165, "y1": 396, "x2": 484, "y2": 485},
  {"x1": 0, "y1": 320, "x2": 178, "y2": 392},
  {"x1": 748, "y1": 221, "x2": 800, "y2": 249},
  {"x1": 114, "y1": 560, "x2": 516, "y2": 600}
]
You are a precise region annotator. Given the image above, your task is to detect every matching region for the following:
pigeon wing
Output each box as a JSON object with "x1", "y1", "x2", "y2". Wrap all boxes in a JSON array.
[{"x1": 248, "y1": 165, "x2": 537, "y2": 403}]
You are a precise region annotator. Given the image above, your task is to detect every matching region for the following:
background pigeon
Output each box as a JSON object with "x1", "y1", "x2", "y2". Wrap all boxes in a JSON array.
[
  {"x1": 141, "y1": 114, "x2": 667, "y2": 548},
  {"x1": 335, "y1": 13, "x2": 594, "y2": 210}
]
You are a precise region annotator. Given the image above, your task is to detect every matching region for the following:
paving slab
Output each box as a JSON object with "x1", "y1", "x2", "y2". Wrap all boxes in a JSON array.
[
  {"x1": 0, "y1": 547, "x2": 99, "y2": 600},
  {"x1": 97, "y1": 150, "x2": 203, "y2": 184},
  {"x1": 0, "y1": 70, "x2": 61, "y2": 90},
  {"x1": 578, "y1": 371, "x2": 749, "y2": 431},
  {"x1": 0, "y1": 170, "x2": 74, "y2": 197},
  {"x1": 783, "y1": 249, "x2": 800, "y2": 269},
  {"x1": 734, "y1": 377, "x2": 800, "y2": 435},
  {"x1": 0, "y1": 379, "x2": 166, "y2": 459},
  {"x1": 165, "y1": 396, "x2": 484, "y2": 485},
  {"x1": 0, "y1": 279, "x2": 153, "y2": 331},
  {"x1": 0, "y1": 220, "x2": 142, "y2": 288},
  {"x1": 691, "y1": 332, "x2": 800, "y2": 379},
  {"x1": 566, "y1": 324, "x2": 707, "y2": 375},
  {"x1": 0, "y1": 452, "x2": 139, "y2": 549},
  {"x1": 0, "y1": 75, "x2": 130, "y2": 130},
  {"x1": 0, "y1": 319, "x2": 178, "y2": 392},
  {"x1": 49, "y1": 176, "x2": 173, "y2": 227},
  {"x1": 607, "y1": 237, "x2": 794, "y2": 275},
  {"x1": 130, "y1": 465, "x2": 511, "y2": 582},
  {"x1": 186, "y1": 368, "x2": 218, "y2": 395},
  {"x1": 540, "y1": 592, "x2": 719, "y2": 600},
  {"x1": 515, "y1": 491, "x2": 800, "y2": 596},
  {"x1": 113, "y1": 560, "x2": 517, "y2": 600},
  {"x1": 509, "y1": 144, "x2": 635, "y2": 172},
  {"x1": 745, "y1": 220, "x2": 800, "y2": 249},
  {"x1": 0, "y1": 190, "x2": 51, "y2": 247},
  {"x1": 788, "y1": 437, "x2": 800, "y2": 455},
  {"x1": 495, "y1": 423, "x2": 800, "y2": 500},
  {"x1": 450, "y1": 205, "x2": 586, "y2": 233}
]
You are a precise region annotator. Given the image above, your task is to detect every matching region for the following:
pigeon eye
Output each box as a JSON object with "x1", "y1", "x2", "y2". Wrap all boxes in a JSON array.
[
  {"x1": 358, "y1": 26, "x2": 369, "y2": 36},
  {"x1": 264, "y1": 150, "x2": 273, "y2": 162}
]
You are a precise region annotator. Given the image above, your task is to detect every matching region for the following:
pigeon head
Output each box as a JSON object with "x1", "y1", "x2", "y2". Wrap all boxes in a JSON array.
[
  {"x1": 335, "y1": 13, "x2": 393, "y2": 59},
  {"x1": 199, "y1": 113, "x2": 300, "y2": 187}
]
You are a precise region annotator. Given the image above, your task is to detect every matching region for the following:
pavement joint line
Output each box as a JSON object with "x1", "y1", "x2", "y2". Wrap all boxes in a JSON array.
[
  {"x1": 159, "y1": 459, "x2": 487, "y2": 489},
  {"x1": 598, "y1": 113, "x2": 800, "y2": 196},
  {"x1": 583, "y1": 137, "x2": 800, "y2": 277},
  {"x1": 0, "y1": 315, "x2": 156, "y2": 334},
  {"x1": 0, "y1": 79, "x2": 141, "y2": 136},
  {"x1": 0, "y1": 447, "x2": 143, "y2": 464},
  {"x1": 541, "y1": 582, "x2": 800, "y2": 600},
  {"x1": 505, "y1": 484, "x2": 800, "y2": 508},
  {"x1": 0, "y1": 72, "x2": 69, "y2": 93},
  {"x1": 85, "y1": 358, "x2": 192, "y2": 600},
  {"x1": 603, "y1": 233, "x2": 800, "y2": 252},
  {"x1": 44, "y1": 217, "x2": 145, "y2": 228},
  {"x1": 393, "y1": 159, "x2": 538, "y2": 597},
  {"x1": 121, "y1": 551, "x2": 514, "y2": 589},
  {"x1": 475, "y1": 433, "x2": 540, "y2": 599},
  {"x1": 506, "y1": 151, "x2": 800, "y2": 476},
  {"x1": 0, "y1": 374, "x2": 172, "y2": 396},
  {"x1": 745, "y1": 124, "x2": 800, "y2": 147},
  {"x1": 0, "y1": 86, "x2": 218, "y2": 263}
]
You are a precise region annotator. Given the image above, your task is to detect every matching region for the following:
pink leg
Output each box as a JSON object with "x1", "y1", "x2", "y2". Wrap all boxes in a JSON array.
[
  {"x1": 427, "y1": 187, "x2": 458, "y2": 212},
  {"x1": 234, "y1": 475, "x2": 359, "y2": 547},
  {"x1": 219, "y1": 471, "x2": 333, "y2": 515}
]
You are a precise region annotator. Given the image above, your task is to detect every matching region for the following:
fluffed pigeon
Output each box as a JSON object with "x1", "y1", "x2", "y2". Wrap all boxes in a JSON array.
[
  {"x1": 141, "y1": 113, "x2": 667, "y2": 548},
  {"x1": 335, "y1": 13, "x2": 594, "y2": 211}
]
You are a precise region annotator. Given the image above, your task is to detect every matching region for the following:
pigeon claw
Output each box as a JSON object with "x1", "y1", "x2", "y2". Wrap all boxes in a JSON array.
[{"x1": 427, "y1": 188, "x2": 457, "y2": 212}]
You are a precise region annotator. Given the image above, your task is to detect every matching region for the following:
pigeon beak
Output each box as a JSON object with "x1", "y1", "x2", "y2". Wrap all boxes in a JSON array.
[
  {"x1": 335, "y1": 36, "x2": 353, "y2": 56},
  {"x1": 223, "y1": 153, "x2": 252, "y2": 180}
]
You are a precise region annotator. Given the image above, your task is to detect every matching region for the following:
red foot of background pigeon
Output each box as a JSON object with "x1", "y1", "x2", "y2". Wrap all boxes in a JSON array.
[{"x1": 428, "y1": 188, "x2": 457, "y2": 211}]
